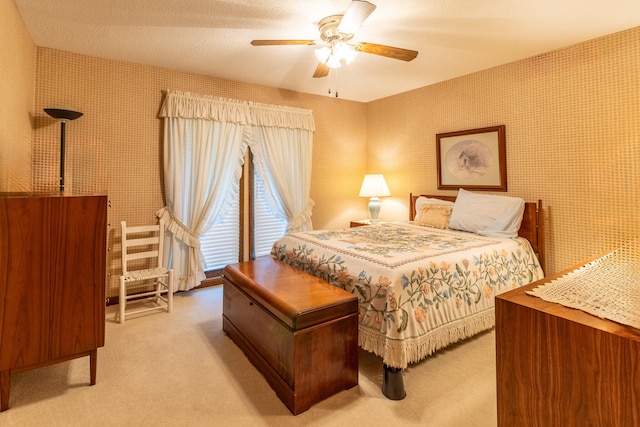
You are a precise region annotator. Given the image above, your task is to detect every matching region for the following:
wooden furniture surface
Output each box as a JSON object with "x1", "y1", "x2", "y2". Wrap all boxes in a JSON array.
[
  {"x1": 350, "y1": 219, "x2": 371, "y2": 227},
  {"x1": 409, "y1": 193, "x2": 545, "y2": 273},
  {"x1": 495, "y1": 257, "x2": 640, "y2": 426},
  {"x1": 222, "y1": 257, "x2": 358, "y2": 415},
  {"x1": 0, "y1": 193, "x2": 107, "y2": 411}
]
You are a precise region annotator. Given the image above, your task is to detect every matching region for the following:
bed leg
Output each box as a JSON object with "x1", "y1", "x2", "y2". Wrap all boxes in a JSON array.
[{"x1": 382, "y1": 364, "x2": 406, "y2": 400}]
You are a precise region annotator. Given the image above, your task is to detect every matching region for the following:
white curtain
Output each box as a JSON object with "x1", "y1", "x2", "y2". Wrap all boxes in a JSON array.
[
  {"x1": 157, "y1": 91, "x2": 250, "y2": 291},
  {"x1": 249, "y1": 102, "x2": 315, "y2": 232},
  {"x1": 158, "y1": 91, "x2": 315, "y2": 291}
]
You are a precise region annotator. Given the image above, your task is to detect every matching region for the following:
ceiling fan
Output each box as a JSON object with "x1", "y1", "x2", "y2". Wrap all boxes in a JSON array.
[{"x1": 250, "y1": 0, "x2": 418, "y2": 78}]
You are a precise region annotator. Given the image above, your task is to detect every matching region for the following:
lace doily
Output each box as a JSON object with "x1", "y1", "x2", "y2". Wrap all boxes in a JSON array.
[{"x1": 527, "y1": 243, "x2": 640, "y2": 329}]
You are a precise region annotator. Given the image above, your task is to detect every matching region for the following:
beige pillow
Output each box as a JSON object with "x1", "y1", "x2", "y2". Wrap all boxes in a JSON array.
[{"x1": 414, "y1": 204, "x2": 453, "y2": 229}]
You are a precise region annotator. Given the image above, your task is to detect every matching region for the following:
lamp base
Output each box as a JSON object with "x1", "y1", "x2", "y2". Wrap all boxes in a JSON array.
[{"x1": 368, "y1": 197, "x2": 381, "y2": 221}]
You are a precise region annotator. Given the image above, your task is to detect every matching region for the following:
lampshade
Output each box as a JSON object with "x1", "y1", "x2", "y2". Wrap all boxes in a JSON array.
[
  {"x1": 333, "y1": 42, "x2": 357, "y2": 64},
  {"x1": 44, "y1": 108, "x2": 83, "y2": 121},
  {"x1": 314, "y1": 46, "x2": 333, "y2": 64},
  {"x1": 359, "y1": 174, "x2": 391, "y2": 197},
  {"x1": 325, "y1": 52, "x2": 343, "y2": 69},
  {"x1": 359, "y1": 174, "x2": 391, "y2": 222},
  {"x1": 44, "y1": 108, "x2": 83, "y2": 192}
]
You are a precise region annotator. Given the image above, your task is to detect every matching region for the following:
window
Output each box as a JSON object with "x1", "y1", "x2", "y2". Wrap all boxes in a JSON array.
[
  {"x1": 252, "y1": 169, "x2": 287, "y2": 258},
  {"x1": 200, "y1": 197, "x2": 240, "y2": 271},
  {"x1": 199, "y1": 152, "x2": 288, "y2": 276}
]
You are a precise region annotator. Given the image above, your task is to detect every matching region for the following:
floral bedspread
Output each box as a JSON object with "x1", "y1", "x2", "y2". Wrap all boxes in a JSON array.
[{"x1": 271, "y1": 221, "x2": 544, "y2": 368}]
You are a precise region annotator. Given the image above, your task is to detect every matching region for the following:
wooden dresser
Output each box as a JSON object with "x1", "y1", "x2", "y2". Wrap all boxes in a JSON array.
[
  {"x1": 495, "y1": 258, "x2": 640, "y2": 426},
  {"x1": 0, "y1": 193, "x2": 107, "y2": 411}
]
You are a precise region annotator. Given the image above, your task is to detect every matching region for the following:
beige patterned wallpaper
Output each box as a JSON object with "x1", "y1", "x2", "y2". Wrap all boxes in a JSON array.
[
  {"x1": 3, "y1": 0, "x2": 638, "y2": 296},
  {"x1": 367, "y1": 27, "x2": 640, "y2": 276},
  {"x1": 31, "y1": 48, "x2": 367, "y2": 298},
  {"x1": 0, "y1": 0, "x2": 35, "y2": 192}
]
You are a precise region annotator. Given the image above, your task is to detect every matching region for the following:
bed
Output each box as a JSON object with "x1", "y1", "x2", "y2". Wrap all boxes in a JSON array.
[{"x1": 270, "y1": 190, "x2": 545, "y2": 395}]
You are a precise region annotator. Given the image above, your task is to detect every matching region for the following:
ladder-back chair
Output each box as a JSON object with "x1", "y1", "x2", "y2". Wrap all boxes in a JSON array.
[{"x1": 119, "y1": 219, "x2": 174, "y2": 323}]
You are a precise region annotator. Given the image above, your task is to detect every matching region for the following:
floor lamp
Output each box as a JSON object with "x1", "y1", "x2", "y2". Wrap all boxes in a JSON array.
[{"x1": 44, "y1": 108, "x2": 83, "y2": 192}]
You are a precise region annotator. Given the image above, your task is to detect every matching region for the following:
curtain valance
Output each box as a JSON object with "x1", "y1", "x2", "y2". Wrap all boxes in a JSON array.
[
  {"x1": 248, "y1": 101, "x2": 315, "y2": 131},
  {"x1": 159, "y1": 90, "x2": 250, "y2": 123},
  {"x1": 159, "y1": 90, "x2": 315, "y2": 131}
]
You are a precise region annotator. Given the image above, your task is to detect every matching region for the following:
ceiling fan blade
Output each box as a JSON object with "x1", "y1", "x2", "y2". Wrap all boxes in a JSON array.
[
  {"x1": 337, "y1": 0, "x2": 376, "y2": 34},
  {"x1": 313, "y1": 62, "x2": 330, "y2": 78},
  {"x1": 354, "y1": 42, "x2": 418, "y2": 62},
  {"x1": 250, "y1": 40, "x2": 316, "y2": 46}
]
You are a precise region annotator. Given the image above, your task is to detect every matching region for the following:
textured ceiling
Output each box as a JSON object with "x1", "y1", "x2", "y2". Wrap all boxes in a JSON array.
[{"x1": 14, "y1": 0, "x2": 640, "y2": 102}]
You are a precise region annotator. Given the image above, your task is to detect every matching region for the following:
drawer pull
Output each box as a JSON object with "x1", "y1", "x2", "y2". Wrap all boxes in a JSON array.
[{"x1": 249, "y1": 301, "x2": 253, "y2": 306}]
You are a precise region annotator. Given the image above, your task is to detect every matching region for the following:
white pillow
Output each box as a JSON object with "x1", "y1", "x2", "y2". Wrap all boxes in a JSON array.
[{"x1": 448, "y1": 189, "x2": 525, "y2": 238}]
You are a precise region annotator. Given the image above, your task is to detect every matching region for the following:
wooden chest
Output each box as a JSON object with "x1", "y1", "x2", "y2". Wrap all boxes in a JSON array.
[{"x1": 222, "y1": 258, "x2": 358, "y2": 415}]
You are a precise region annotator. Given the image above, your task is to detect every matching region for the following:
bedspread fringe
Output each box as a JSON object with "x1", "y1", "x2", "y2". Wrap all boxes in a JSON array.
[
  {"x1": 360, "y1": 310, "x2": 496, "y2": 369},
  {"x1": 358, "y1": 327, "x2": 389, "y2": 360}
]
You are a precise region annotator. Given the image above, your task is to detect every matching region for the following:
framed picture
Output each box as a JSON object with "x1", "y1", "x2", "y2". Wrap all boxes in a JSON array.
[{"x1": 436, "y1": 125, "x2": 507, "y2": 191}]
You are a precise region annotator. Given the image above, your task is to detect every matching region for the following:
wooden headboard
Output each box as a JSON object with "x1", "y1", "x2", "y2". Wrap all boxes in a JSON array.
[{"x1": 409, "y1": 193, "x2": 545, "y2": 274}]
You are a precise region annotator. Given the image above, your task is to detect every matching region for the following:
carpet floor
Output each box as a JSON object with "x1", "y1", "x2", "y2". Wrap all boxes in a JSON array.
[{"x1": 0, "y1": 286, "x2": 497, "y2": 426}]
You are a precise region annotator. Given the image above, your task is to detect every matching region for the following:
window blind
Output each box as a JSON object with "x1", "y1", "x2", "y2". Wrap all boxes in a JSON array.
[
  {"x1": 253, "y1": 171, "x2": 287, "y2": 258},
  {"x1": 200, "y1": 198, "x2": 240, "y2": 271},
  {"x1": 199, "y1": 169, "x2": 287, "y2": 272}
]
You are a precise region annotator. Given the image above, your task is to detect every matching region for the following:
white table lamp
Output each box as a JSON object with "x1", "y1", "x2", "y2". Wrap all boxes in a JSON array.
[{"x1": 359, "y1": 174, "x2": 391, "y2": 221}]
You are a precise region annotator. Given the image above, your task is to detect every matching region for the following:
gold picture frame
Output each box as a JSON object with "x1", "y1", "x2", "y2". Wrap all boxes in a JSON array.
[{"x1": 436, "y1": 125, "x2": 507, "y2": 191}]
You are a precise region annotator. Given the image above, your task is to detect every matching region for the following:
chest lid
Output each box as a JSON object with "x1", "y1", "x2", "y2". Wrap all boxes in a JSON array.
[{"x1": 223, "y1": 258, "x2": 358, "y2": 330}]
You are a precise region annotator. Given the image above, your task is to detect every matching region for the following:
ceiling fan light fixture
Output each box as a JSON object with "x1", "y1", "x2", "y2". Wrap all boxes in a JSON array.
[
  {"x1": 326, "y1": 53, "x2": 343, "y2": 68},
  {"x1": 334, "y1": 42, "x2": 358, "y2": 64},
  {"x1": 315, "y1": 45, "x2": 343, "y2": 68},
  {"x1": 315, "y1": 42, "x2": 357, "y2": 69},
  {"x1": 314, "y1": 45, "x2": 332, "y2": 64}
]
